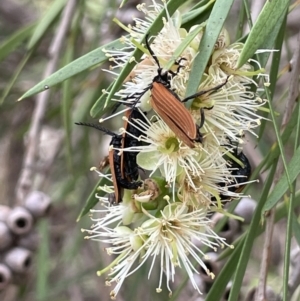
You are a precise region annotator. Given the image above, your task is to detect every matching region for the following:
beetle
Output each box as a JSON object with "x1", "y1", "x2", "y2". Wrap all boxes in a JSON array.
[
  {"x1": 216, "y1": 146, "x2": 251, "y2": 202},
  {"x1": 227, "y1": 150, "x2": 251, "y2": 194},
  {"x1": 75, "y1": 122, "x2": 142, "y2": 204},
  {"x1": 121, "y1": 108, "x2": 147, "y2": 182},
  {"x1": 126, "y1": 34, "x2": 228, "y2": 148}
]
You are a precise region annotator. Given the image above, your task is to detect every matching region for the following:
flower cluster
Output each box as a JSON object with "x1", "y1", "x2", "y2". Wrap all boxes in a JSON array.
[{"x1": 82, "y1": 1, "x2": 267, "y2": 299}]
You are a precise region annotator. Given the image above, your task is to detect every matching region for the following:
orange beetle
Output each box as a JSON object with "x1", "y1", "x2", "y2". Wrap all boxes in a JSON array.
[
  {"x1": 75, "y1": 122, "x2": 142, "y2": 204},
  {"x1": 127, "y1": 34, "x2": 228, "y2": 148}
]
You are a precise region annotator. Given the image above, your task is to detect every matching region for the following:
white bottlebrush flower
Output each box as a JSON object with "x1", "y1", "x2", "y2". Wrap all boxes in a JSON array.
[
  {"x1": 94, "y1": 225, "x2": 146, "y2": 299},
  {"x1": 89, "y1": 202, "x2": 231, "y2": 298},
  {"x1": 87, "y1": 168, "x2": 145, "y2": 226},
  {"x1": 190, "y1": 75, "x2": 265, "y2": 143},
  {"x1": 137, "y1": 202, "x2": 231, "y2": 294},
  {"x1": 103, "y1": 1, "x2": 200, "y2": 108},
  {"x1": 176, "y1": 150, "x2": 236, "y2": 208},
  {"x1": 210, "y1": 29, "x2": 269, "y2": 84},
  {"x1": 120, "y1": 113, "x2": 206, "y2": 190},
  {"x1": 103, "y1": 3, "x2": 267, "y2": 145}
]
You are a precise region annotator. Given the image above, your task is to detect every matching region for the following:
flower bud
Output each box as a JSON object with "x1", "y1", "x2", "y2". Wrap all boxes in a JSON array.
[
  {"x1": 0, "y1": 263, "x2": 12, "y2": 290},
  {"x1": 4, "y1": 247, "x2": 32, "y2": 274},
  {"x1": 6, "y1": 207, "x2": 33, "y2": 235},
  {"x1": 24, "y1": 191, "x2": 52, "y2": 219}
]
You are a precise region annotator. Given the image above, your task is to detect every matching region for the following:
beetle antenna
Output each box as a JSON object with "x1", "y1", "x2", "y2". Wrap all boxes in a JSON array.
[
  {"x1": 145, "y1": 34, "x2": 161, "y2": 69},
  {"x1": 75, "y1": 122, "x2": 116, "y2": 137}
]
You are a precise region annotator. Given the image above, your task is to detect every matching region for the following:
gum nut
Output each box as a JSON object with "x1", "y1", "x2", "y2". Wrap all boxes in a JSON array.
[
  {"x1": 4, "y1": 247, "x2": 32, "y2": 274},
  {"x1": 24, "y1": 191, "x2": 52, "y2": 218},
  {"x1": 0, "y1": 263, "x2": 12, "y2": 290},
  {"x1": 6, "y1": 207, "x2": 33, "y2": 235}
]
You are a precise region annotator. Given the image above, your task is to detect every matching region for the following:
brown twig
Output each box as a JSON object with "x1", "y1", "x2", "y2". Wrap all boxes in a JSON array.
[
  {"x1": 255, "y1": 32, "x2": 300, "y2": 301},
  {"x1": 15, "y1": 0, "x2": 78, "y2": 204}
]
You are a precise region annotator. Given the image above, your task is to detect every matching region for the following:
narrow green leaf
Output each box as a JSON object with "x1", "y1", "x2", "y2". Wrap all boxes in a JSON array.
[
  {"x1": 228, "y1": 161, "x2": 277, "y2": 301},
  {"x1": 0, "y1": 51, "x2": 33, "y2": 104},
  {"x1": 119, "y1": 0, "x2": 129, "y2": 8},
  {"x1": 177, "y1": 190, "x2": 300, "y2": 300},
  {"x1": 27, "y1": 0, "x2": 67, "y2": 50},
  {"x1": 258, "y1": 11, "x2": 287, "y2": 138},
  {"x1": 19, "y1": 38, "x2": 124, "y2": 100},
  {"x1": 263, "y1": 81, "x2": 294, "y2": 213},
  {"x1": 0, "y1": 22, "x2": 35, "y2": 63},
  {"x1": 262, "y1": 102, "x2": 299, "y2": 172},
  {"x1": 90, "y1": 0, "x2": 184, "y2": 118},
  {"x1": 235, "y1": 1, "x2": 246, "y2": 40},
  {"x1": 181, "y1": 0, "x2": 214, "y2": 25},
  {"x1": 237, "y1": 0, "x2": 289, "y2": 68},
  {"x1": 184, "y1": 0, "x2": 235, "y2": 105},
  {"x1": 89, "y1": 81, "x2": 116, "y2": 119},
  {"x1": 77, "y1": 171, "x2": 111, "y2": 221},
  {"x1": 263, "y1": 146, "x2": 300, "y2": 212},
  {"x1": 205, "y1": 242, "x2": 243, "y2": 301},
  {"x1": 257, "y1": 9, "x2": 287, "y2": 69},
  {"x1": 219, "y1": 191, "x2": 300, "y2": 261}
]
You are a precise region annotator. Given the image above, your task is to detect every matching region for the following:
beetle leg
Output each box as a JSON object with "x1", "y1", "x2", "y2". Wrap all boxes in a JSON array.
[
  {"x1": 169, "y1": 57, "x2": 187, "y2": 77},
  {"x1": 181, "y1": 76, "x2": 229, "y2": 103},
  {"x1": 198, "y1": 105, "x2": 214, "y2": 129},
  {"x1": 199, "y1": 108, "x2": 205, "y2": 129}
]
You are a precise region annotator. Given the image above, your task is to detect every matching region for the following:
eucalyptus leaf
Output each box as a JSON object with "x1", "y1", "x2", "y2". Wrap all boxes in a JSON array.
[
  {"x1": 27, "y1": 0, "x2": 67, "y2": 50},
  {"x1": 227, "y1": 159, "x2": 277, "y2": 301},
  {"x1": 181, "y1": 0, "x2": 214, "y2": 25},
  {"x1": 263, "y1": 146, "x2": 300, "y2": 212},
  {"x1": 262, "y1": 103, "x2": 299, "y2": 172},
  {"x1": 1, "y1": 51, "x2": 32, "y2": 104},
  {"x1": 184, "y1": 0, "x2": 235, "y2": 106},
  {"x1": 0, "y1": 23, "x2": 35, "y2": 63},
  {"x1": 77, "y1": 171, "x2": 111, "y2": 220},
  {"x1": 257, "y1": 8, "x2": 287, "y2": 68},
  {"x1": 237, "y1": 0, "x2": 289, "y2": 68},
  {"x1": 19, "y1": 38, "x2": 125, "y2": 100}
]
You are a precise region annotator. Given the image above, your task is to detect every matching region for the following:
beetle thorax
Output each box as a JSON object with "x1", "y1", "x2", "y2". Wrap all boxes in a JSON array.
[{"x1": 153, "y1": 68, "x2": 171, "y2": 88}]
